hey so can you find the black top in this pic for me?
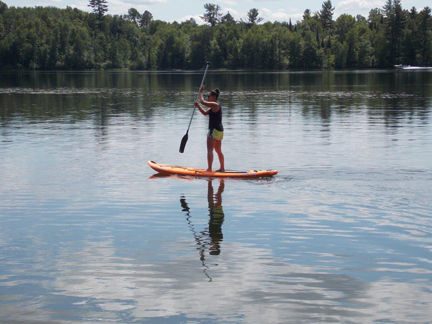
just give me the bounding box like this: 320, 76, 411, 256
208, 105, 223, 131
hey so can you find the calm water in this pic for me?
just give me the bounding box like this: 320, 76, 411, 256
1, 70, 432, 323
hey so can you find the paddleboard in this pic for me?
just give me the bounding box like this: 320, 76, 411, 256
148, 161, 278, 178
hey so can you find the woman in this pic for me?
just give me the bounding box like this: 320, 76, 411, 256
194, 85, 225, 172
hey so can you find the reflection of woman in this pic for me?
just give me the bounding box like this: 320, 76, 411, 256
180, 179, 225, 281
207, 179, 225, 255
194, 85, 225, 172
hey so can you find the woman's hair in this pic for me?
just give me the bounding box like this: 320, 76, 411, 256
210, 88, 220, 99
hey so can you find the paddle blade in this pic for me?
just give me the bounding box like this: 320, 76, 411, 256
179, 133, 188, 153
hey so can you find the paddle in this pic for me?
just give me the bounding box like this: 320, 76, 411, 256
179, 61, 210, 153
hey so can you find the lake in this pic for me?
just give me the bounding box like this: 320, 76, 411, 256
1, 70, 431, 323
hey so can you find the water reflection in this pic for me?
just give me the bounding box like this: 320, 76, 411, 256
1, 70, 431, 129
180, 179, 225, 281
207, 179, 225, 256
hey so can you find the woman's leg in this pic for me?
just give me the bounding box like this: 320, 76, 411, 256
207, 136, 214, 171
214, 139, 224, 172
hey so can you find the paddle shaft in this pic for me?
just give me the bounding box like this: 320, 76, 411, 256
185, 62, 210, 134
179, 62, 210, 153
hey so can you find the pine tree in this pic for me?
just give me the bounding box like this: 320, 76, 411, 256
221, 12, 236, 24
320, 0, 335, 31
88, 0, 108, 19
418, 7, 432, 65
383, 0, 405, 65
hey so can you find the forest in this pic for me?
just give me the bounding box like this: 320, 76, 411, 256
0, 0, 431, 70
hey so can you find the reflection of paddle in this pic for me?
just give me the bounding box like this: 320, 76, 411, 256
180, 195, 212, 281
179, 62, 210, 153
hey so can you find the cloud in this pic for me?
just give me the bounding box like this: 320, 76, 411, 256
220, 0, 238, 6
75, 1, 92, 11
106, 0, 167, 15
117, 0, 167, 5
222, 7, 240, 18
260, 7, 303, 23
177, 14, 206, 24
335, 0, 384, 16
39, 237, 432, 323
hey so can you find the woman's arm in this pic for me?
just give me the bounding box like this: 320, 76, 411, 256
195, 100, 210, 116
199, 85, 220, 112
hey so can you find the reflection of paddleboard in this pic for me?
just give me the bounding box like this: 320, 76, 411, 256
148, 161, 278, 178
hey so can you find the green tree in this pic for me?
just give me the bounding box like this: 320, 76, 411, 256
368, 8, 384, 31
319, 0, 334, 31
288, 32, 303, 68
47, 29, 59, 69
335, 14, 355, 43
247, 8, 263, 25
356, 24, 373, 67
140, 10, 153, 28
202, 3, 222, 27
383, 0, 405, 65
88, 0, 108, 19
221, 12, 236, 24
127, 8, 141, 26
65, 25, 92, 68
417, 7, 432, 65
0, 1, 7, 14
156, 26, 187, 69
402, 7, 418, 64
302, 30, 323, 68
1, 1, 432, 71
189, 25, 212, 68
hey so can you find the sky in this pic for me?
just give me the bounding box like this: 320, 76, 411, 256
3, 0, 431, 23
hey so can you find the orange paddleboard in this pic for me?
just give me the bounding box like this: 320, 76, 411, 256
148, 161, 278, 178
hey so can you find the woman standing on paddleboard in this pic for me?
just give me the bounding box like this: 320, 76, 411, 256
194, 85, 225, 172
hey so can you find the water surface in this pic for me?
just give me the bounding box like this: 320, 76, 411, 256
1, 70, 432, 323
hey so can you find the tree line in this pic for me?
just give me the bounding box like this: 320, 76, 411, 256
0, 0, 431, 70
